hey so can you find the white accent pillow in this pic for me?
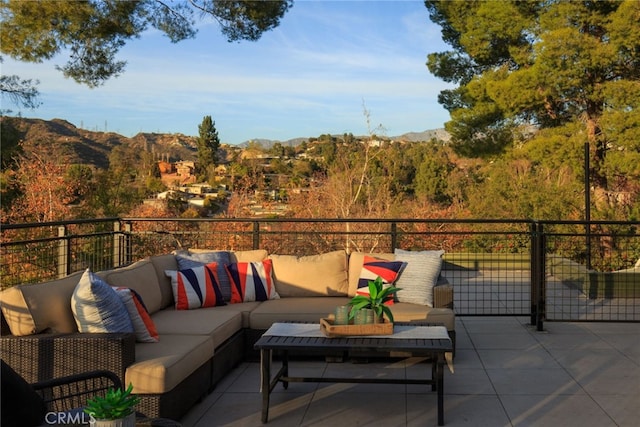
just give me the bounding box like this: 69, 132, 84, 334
394, 249, 445, 307
71, 269, 134, 333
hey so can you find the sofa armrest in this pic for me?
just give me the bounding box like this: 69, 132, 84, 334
433, 284, 454, 309
0, 333, 136, 385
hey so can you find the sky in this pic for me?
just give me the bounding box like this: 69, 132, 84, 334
2, 0, 454, 145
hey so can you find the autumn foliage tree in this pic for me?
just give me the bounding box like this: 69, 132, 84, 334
5, 149, 77, 222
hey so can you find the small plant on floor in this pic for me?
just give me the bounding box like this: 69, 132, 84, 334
84, 383, 139, 421
348, 276, 400, 323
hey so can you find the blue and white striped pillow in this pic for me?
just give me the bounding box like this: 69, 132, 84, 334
71, 269, 134, 333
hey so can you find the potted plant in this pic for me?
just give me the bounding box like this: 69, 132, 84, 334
84, 383, 139, 427
348, 276, 401, 323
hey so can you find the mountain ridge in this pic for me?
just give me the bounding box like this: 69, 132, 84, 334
1, 116, 450, 169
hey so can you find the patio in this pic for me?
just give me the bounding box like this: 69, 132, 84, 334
180, 316, 639, 427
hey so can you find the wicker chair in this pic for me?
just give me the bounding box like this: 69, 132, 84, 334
32, 370, 122, 414
1, 359, 121, 427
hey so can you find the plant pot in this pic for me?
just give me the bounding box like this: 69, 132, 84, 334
354, 308, 374, 324
93, 413, 136, 427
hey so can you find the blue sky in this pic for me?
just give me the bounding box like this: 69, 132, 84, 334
3, 1, 454, 145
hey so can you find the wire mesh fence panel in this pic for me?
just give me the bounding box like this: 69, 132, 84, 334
2, 218, 638, 322
543, 223, 640, 322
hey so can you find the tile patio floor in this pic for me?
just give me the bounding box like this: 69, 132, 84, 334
180, 317, 639, 427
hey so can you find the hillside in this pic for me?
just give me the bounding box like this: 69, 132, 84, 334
1, 116, 451, 168
0, 117, 198, 169
238, 129, 450, 148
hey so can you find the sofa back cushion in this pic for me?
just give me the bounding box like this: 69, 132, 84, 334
100, 259, 164, 315
347, 252, 395, 297
270, 250, 348, 297
231, 249, 268, 262
0, 270, 84, 336
148, 254, 179, 309
188, 248, 268, 263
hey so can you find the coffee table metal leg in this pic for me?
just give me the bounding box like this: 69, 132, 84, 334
282, 350, 289, 389
260, 349, 271, 423
431, 357, 437, 391
437, 354, 445, 426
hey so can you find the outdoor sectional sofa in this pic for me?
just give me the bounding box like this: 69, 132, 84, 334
0, 248, 455, 420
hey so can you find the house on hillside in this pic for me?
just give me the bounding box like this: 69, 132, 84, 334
175, 161, 195, 177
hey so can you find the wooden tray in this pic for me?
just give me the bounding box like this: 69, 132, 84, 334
320, 317, 394, 337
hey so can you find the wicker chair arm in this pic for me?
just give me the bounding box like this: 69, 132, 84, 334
433, 284, 454, 309
0, 333, 135, 385
32, 369, 122, 413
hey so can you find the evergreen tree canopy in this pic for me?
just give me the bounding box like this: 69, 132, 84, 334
197, 115, 220, 176
0, 0, 293, 88
425, 0, 640, 191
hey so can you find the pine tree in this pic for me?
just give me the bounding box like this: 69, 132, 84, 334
197, 116, 220, 179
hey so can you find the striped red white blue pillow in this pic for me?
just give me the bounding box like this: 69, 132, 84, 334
165, 262, 226, 310
114, 287, 159, 343
225, 260, 280, 303
357, 256, 406, 304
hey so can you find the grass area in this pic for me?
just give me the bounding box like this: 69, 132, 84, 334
547, 255, 640, 298
442, 253, 530, 271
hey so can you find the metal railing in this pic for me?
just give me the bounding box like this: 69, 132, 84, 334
2, 218, 638, 328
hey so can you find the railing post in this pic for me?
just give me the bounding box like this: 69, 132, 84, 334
123, 221, 132, 266
390, 222, 397, 250
252, 221, 260, 250
538, 230, 546, 331
57, 225, 69, 278
530, 221, 545, 331
113, 221, 132, 268
530, 222, 537, 326
113, 221, 122, 268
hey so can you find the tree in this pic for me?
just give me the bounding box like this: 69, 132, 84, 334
0, 0, 293, 88
196, 115, 220, 178
5, 149, 76, 223
413, 144, 452, 204
0, 57, 40, 110
425, 0, 640, 204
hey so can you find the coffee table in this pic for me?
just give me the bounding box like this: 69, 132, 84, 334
254, 322, 453, 426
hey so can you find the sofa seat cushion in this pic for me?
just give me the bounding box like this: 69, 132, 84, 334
100, 259, 164, 315
269, 250, 348, 297
126, 334, 214, 394
209, 302, 262, 328
151, 308, 242, 348
0, 270, 83, 336
389, 303, 455, 331
249, 297, 351, 329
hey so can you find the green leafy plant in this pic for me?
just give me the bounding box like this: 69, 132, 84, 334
84, 383, 139, 420
348, 276, 401, 323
